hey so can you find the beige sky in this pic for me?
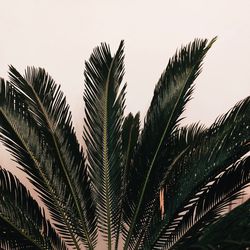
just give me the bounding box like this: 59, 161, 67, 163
0, 0, 250, 248
1, 0, 250, 129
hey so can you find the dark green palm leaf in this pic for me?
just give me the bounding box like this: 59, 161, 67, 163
157, 156, 250, 250
0, 38, 249, 250
115, 112, 140, 249
121, 112, 140, 187
194, 198, 250, 250
0, 79, 79, 247
0, 167, 66, 250
143, 96, 250, 249
124, 38, 216, 249
0, 70, 97, 249
83, 41, 126, 249
159, 122, 207, 187
167, 96, 250, 221
138, 123, 207, 249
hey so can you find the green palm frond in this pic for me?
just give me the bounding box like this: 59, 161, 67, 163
160, 122, 207, 187
137, 123, 207, 249
0, 70, 97, 249
115, 112, 140, 249
154, 156, 250, 250
0, 38, 249, 250
121, 112, 140, 187
83, 41, 126, 249
167, 96, 250, 219
143, 96, 250, 249
124, 38, 216, 249
0, 167, 66, 250
194, 198, 250, 249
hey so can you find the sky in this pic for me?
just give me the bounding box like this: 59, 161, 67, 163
0, 0, 250, 248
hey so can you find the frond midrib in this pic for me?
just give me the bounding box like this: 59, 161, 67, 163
102, 54, 116, 250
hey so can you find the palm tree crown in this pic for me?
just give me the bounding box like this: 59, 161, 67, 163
0, 38, 249, 250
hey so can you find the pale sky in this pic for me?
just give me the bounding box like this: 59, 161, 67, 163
0, 0, 250, 248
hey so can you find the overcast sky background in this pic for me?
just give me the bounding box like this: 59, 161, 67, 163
0, 0, 250, 248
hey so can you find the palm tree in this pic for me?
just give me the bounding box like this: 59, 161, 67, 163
0, 38, 249, 250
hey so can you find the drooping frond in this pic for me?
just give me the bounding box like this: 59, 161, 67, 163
124, 38, 216, 249
83, 41, 126, 249
169, 96, 250, 219
143, 96, 250, 249
0, 69, 97, 249
194, 198, 250, 249
153, 157, 250, 250
0, 167, 66, 250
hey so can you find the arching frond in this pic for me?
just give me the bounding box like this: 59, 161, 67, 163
169, 96, 250, 219
0, 69, 97, 249
121, 112, 140, 187
83, 41, 126, 249
124, 38, 216, 249
143, 96, 250, 249
0, 168, 66, 250
194, 198, 250, 249
155, 157, 250, 250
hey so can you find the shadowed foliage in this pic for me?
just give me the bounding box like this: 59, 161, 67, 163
0, 38, 249, 249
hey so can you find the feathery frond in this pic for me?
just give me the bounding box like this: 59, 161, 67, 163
143, 96, 250, 249
124, 38, 216, 249
0, 70, 97, 249
83, 41, 126, 249
155, 157, 250, 250
194, 198, 250, 249
0, 38, 249, 250
0, 167, 66, 250
115, 112, 140, 249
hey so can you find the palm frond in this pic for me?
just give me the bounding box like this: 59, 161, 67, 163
167, 96, 250, 221
121, 112, 140, 187
0, 69, 97, 249
157, 156, 250, 250
0, 167, 66, 250
124, 38, 216, 249
114, 112, 140, 249
193, 198, 250, 249
83, 41, 126, 248
0, 79, 79, 248
160, 122, 207, 187
135, 123, 206, 249
143, 95, 250, 249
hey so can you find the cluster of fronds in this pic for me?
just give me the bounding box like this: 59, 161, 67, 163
0, 38, 249, 249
